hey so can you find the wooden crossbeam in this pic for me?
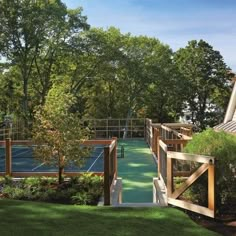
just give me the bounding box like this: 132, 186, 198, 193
0, 172, 104, 177
168, 198, 215, 218
163, 139, 189, 145
171, 163, 209, 199
161, 125, 172, 132
208, 164, 215, 213
162, 123, 194, 128
0, 139, 114, 146
168, 151, 215, 164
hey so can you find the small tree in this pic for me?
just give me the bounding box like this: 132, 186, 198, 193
33, 81, 90, 184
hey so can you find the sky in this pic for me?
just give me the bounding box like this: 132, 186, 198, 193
63, 0, 236, 71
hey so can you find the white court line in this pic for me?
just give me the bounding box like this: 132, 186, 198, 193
0, 149, 30, 163
13, 148, 46, 171
31, 162, 46, 171
12, 149, 32, 158
86, 150, 104, 172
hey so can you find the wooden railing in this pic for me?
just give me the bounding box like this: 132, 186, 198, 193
158, 140, 167, 186
167, 152, 215, 218
103, 138, 118, 205
148, 119, 215, 218
0, 138, 118, 206
180, 127, 192, 136
156, 142, 215, 217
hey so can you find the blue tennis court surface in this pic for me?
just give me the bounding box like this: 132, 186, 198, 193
0, 146, 104, 173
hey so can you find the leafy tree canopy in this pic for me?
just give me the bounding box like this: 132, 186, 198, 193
174, 40, 232, 129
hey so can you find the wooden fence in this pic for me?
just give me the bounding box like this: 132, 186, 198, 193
148, 119, 215, 218
0, 138, 118, 206
167, 152, 215, 218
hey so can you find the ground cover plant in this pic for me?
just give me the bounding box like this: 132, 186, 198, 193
0, 199, 219, 236
0, 174, 103, 205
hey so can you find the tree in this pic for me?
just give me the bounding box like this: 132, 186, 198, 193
174, 40, 232, 129
77, 29, 177, 124
33, 80, 90, 184
0, 0, 89, 122
0, 67, 22, 118
142, 43, 185, 122
75, 27, 127, 118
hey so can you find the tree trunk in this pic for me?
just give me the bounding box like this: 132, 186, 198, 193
23, 77, 28, 118
58, 156, 65, 184
58, 166, 64, 184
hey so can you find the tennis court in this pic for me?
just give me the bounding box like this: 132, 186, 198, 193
0, 145, 106, 173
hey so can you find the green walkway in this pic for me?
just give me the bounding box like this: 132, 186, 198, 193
118, 139, 157, 203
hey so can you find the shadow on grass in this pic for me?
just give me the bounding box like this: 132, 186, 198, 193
0, 199, 218, 236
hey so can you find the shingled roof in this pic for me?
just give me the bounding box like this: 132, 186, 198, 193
214, 120, 236, 134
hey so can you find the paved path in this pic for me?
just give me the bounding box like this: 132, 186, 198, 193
118, 139, 157, 203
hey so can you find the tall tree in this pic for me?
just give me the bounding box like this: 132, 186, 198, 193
0, 66, 22, 118
0, 0, 89, 121
143, 47, 185, 122
174, 40, 232, 129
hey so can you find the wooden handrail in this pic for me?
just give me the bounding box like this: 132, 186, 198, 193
168, 152, 215, 164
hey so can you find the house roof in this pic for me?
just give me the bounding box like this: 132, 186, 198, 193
214, 75, 236, 134
214, 120, 236, 134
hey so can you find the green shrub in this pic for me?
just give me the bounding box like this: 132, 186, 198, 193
23, 177, 42, 186
0, 176, 5, 184
2, 175, 13, 185
2, 186, 25, 199
0, 174, 103, 205
71, 191, 92, 205
184, 128, 236, 213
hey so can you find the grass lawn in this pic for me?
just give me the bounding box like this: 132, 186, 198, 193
0, 199, 219, 236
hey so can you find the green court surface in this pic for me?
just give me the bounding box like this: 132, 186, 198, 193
118, 139, 157, 203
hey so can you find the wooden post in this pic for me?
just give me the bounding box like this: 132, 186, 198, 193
182, 140, 188, 152
167, 157, 173, 198
5, 138, 12, 176
112, 137, 118, 178
156, 129, 159, 158
208, 162, 215, 216
104, 146, 110, 205
150, 127, 153, 151
157, 137, 161, 179
144, 119, 146, 140
153, 128, 157, 154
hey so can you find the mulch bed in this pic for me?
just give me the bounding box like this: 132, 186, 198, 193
188, 207, 236, 236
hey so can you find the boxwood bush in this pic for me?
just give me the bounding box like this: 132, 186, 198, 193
184, 128, 236, 214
